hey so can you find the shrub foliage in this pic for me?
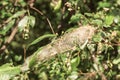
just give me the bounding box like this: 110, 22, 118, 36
0, 0, 120, 80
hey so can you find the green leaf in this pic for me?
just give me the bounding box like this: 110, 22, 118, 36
28, 34, 56, 48
87, 44, 96, 53
92, 33, 102, 42
113, 57, 120, 64
14, 55, 22, 62
93, 63, 99, 71
18, 16, 28, 32
69, 13, 82, 23
118, 64, 120, 70
18, 16, 35, 32
50, 0, 62, 11
0, 19, 15, 35
117, 0, 120, 5
104, 15, 114, 27
11, 10, 26, 19
71, 56, 80, 70
7, 10, 26, 22
114, 16, 120, 24
28, 16, 35, 28
84, 13, 93, 17
0, 1, 8, 5
0, 63, 21, 80
29, 54, 38, 68
92, 19, 103, 26
68, 71, 78, 80
98, 1, 111, 8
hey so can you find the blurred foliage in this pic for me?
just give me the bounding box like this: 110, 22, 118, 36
0, 0, 120, 80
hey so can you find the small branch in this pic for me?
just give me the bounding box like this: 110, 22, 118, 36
0, 22, 18, 53
30, 6, 55, 34
0, 15, 25, 54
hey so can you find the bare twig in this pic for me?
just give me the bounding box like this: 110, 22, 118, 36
30, 6, 55, 34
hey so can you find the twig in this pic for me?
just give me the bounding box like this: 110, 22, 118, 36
0, 15, 25, 53
0, 22, 18, 53
30, 6, 55, 34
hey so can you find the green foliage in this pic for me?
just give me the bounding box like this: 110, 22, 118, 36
0, 0, 120, 80
0, 63, 21, 80
0, 19, 15, 35
18, 15, 35, 32
104, 15, 114, 27
50, 0, 62, 12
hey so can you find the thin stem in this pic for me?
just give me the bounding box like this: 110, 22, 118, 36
30, 6, 55, 34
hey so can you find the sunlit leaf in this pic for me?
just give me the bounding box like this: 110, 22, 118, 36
68, 71, 78, 80
117, 0, 120, 5
28, 16, 35, 28
18, 16, 28, 32
50, 0, 62, 11
87, 44, 96, 53
71, 56, 80, 70
18, 16, 35, 32
114, 16, 120, 24
104, 15, 114, 27
113, 57, 120, 64
0, 63, 21, 80
98, 1, 111, 9
92, 33, 102, 42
